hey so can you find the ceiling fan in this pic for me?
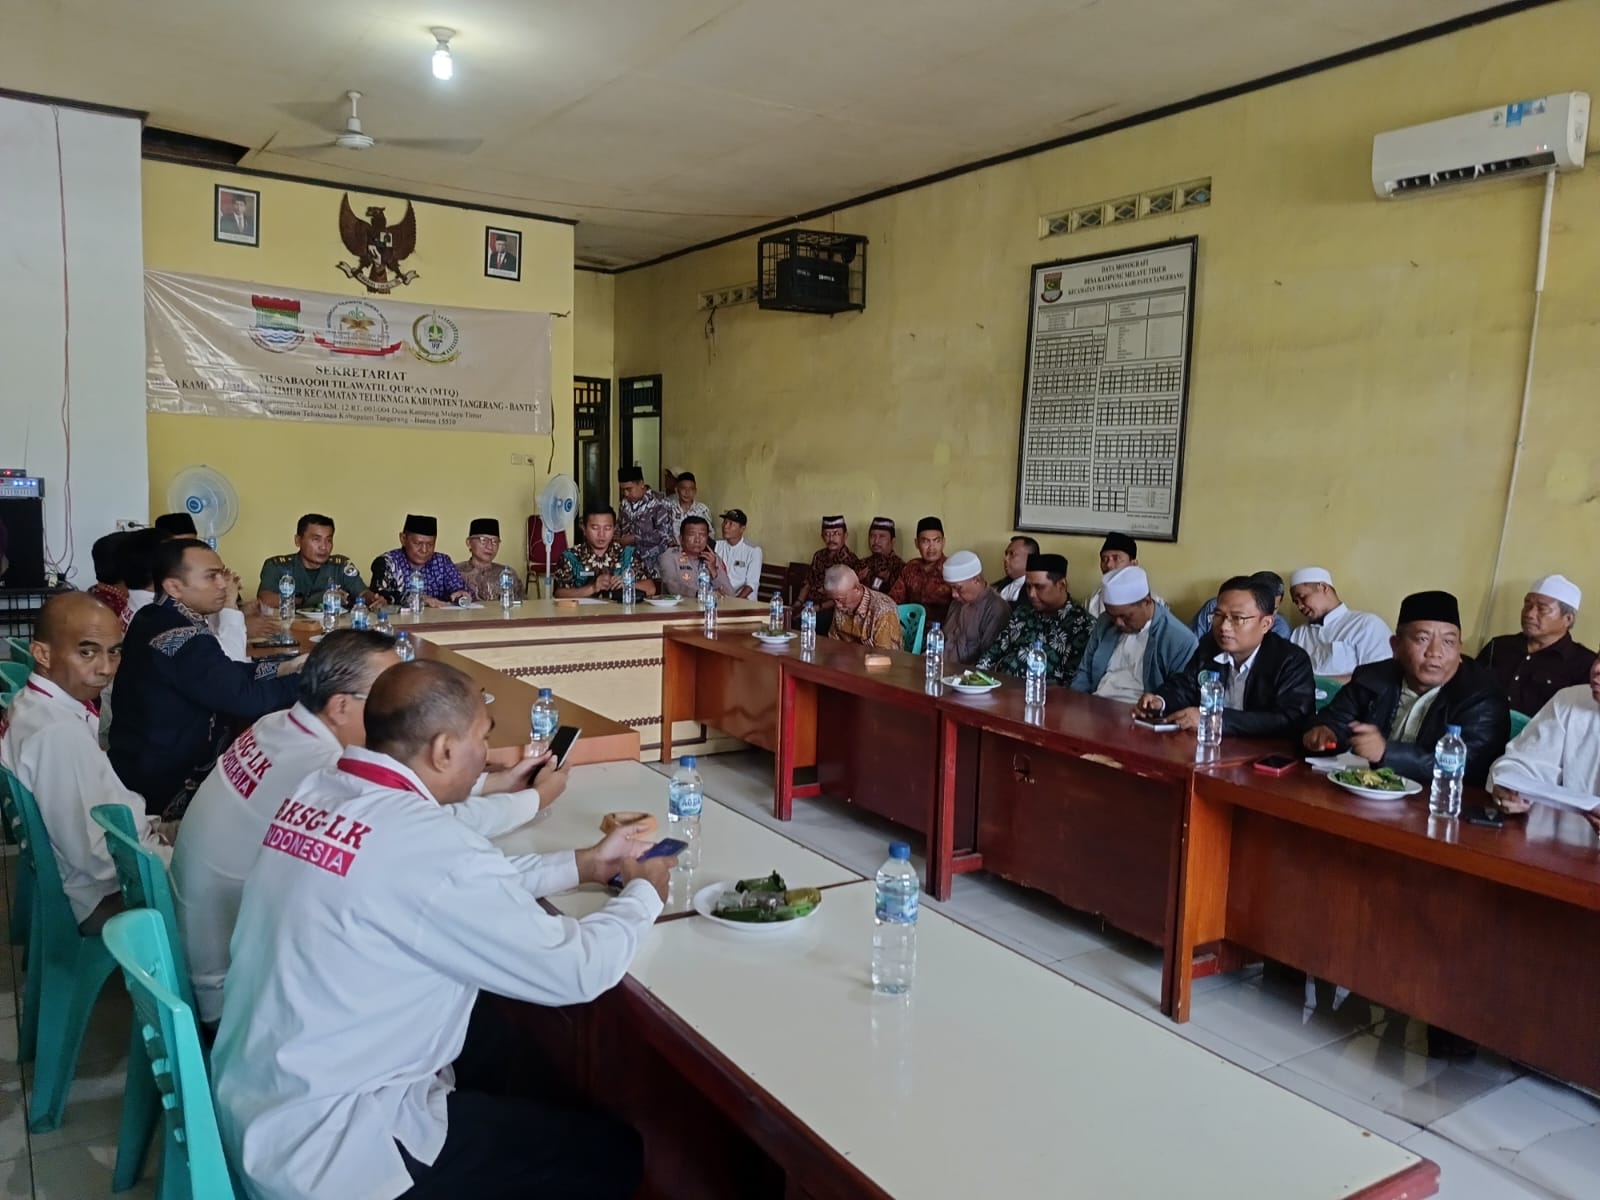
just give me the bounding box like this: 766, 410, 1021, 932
264, 90, 482, 156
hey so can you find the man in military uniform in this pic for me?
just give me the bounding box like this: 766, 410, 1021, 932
455, 517, 525, 602
553, 506, 659, 600
856, 517, 904, 594
255, 514, 383, 611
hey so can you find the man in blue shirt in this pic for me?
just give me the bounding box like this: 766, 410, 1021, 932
371, 514, 470, 607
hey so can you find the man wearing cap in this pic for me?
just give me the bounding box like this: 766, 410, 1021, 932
616, 467, 677, 577
796, 517, 861, 631
1071, 567, 1197, 702
455, 518, 524, 603
255, 514, 382, 612
371, 515, 471, 607
823, 564, 902, 650
857, 518, 905, 595
889, 517, 953, 615
1303, 590, 1509, 784
1084, 533, 1166, 619
940, 552, 1011, 665
993, 536, 1039, 606
976, 553, 1094, 684
657, 516, 735, 598
670, 471, 712, 537
1287, 567, 1392, 679
1488, 650, 1600, 835
714, 510, 763, 599
1192, 571, 1291, 640
1476, 575, 1593, 716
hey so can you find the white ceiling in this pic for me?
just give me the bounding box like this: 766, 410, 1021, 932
2, 0, 1507, 266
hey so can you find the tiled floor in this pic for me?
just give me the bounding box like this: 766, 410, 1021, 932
4, 752, 1598, 1198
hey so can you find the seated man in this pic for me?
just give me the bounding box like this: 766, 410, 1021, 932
1287, 567, 1392, 679
1303, 590, 1509, 785
795, 516, 861, 627
552, 506, 658, 599
0, 593, 168, 932
889, 517, 953, 613
976, 553, 1093, 685
857, 517, 905, 594
993, 535, 1038, 606
1084, 533, 1164, 618
256, 513, 382, 612
116, 527, 168, 630
212, 660, 668, 1200
670, 471, 712, 537
1477, 574, 1593, 717
1192, 570, 1292, 640
86, 530, 132, 625
124, 526, 256, 663
940, 551, 1010, 664
173, 629, 556, 1026
455, 518, 524, 603
824, 564, 902, 650
1139, 574, 1314, 736
713, 509, 763, 600
657, 515, 735, 598
1071, 566, 1197, 702
1489, 651, 1600, 833
371, 515, 471, 607
616, 466, 677, 571
109, 539, 303, 820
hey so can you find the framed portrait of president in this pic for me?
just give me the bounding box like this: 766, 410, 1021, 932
484, 226, 522, 281
215, 184, 260, 247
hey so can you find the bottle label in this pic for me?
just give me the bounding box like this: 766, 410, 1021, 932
876, 889, 918, 924
670, 786, 703, 818
531, 713, 558, 740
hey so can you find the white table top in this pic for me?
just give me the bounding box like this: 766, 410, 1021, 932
626, 882, 1426, 1199
495, 760, 860, 919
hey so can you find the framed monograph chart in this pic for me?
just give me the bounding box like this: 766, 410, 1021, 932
1012, 237, 1198, 541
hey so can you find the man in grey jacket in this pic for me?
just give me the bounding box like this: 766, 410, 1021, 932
1071, 567, 1197, 702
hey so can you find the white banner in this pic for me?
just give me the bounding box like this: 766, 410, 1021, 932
145, 270, 552, 434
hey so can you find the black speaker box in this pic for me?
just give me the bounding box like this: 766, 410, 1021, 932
0, 498, 46, 588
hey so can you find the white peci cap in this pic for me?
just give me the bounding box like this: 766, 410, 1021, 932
1529, 574, 1582, 611
1290, 566, 1334, 588
1102, 565, 1151, 606
942, 550, 983, 583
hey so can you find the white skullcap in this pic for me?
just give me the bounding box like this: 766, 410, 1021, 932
942, 550, 983, 583
1530, 574, 1582, 611
1290, 566, 1334, 588
1101, 565, 1151, 606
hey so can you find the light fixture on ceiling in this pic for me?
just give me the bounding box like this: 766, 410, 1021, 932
430, 27, 455, 80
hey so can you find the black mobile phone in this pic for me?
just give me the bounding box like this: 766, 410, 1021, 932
546, 725, 582, 769
1463, 805, 1505, 829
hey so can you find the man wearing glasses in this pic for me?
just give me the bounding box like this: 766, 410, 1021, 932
1136, 574, 1315, 737
455, 517, 524, 602
170, 630, 558, 1026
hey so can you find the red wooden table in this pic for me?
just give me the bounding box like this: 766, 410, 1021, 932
1176, 764, 1600, 1087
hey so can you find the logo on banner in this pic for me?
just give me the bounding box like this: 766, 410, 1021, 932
410, 311, 461, 363
335, 194, 420, 294
313, 301, 405, 357
248, 294, 305, 352
1040, 271, 1063, 303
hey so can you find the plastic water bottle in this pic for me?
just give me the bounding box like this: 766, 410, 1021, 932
696, 563, 712, 605
800, 601, 817, 649
872, 841, 919, 995
407, 569, 425, 616
1429, 724, 1467, 819
499, 567, 516, 612
350, 597, 369, 631
621, 565, 636, 606
374, 608, 392, 636
1023, 638, 1048, 705
393, 630, 415, 662
276, 572, 295, 624
667, 756, 703, 869
321, 583, 339, 634
1197, 670, 1225, 751
768, 590, 785, 635
924, 622, 945, 683
702, 588, 718, 635
529, 688, 558, 759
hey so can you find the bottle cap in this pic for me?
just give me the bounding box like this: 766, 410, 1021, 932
681, 755, 697, 767
889, 841, 911, 860
1446, 724, 1462, 736
538, 688, 552, 699
930, 622, 941, 630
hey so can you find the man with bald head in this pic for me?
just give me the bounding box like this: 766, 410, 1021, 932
825, 563, 903, 650
213, 659, 670, 1200
0, 593, 167, 931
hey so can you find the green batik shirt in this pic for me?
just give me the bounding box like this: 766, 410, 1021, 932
256, 553, 368, 607
975, 600, 1094, 685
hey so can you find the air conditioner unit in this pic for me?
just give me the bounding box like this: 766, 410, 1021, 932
1372, 91, 1588, 198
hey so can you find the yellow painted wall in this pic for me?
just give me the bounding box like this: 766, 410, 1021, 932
142, 160, 573, 583
615, 0, 1600, 642
573, 269, 615, 381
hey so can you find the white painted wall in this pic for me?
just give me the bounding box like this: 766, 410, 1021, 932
0, 96, 147, 586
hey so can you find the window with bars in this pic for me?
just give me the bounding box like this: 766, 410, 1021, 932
1039, 177, 1211, 239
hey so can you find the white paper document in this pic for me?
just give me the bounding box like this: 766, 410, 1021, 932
1490, 768, 1600, 814
1305, 753, 1368, 774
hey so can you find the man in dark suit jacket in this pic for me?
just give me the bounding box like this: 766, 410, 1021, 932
489, 237, 518, 274
1304, 589, 1510, 786
1136, 574, 1315, 737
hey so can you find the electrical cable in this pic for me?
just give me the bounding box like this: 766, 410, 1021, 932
46, 104, 76, 582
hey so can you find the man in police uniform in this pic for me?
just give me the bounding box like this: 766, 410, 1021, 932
256, 513, 383, 611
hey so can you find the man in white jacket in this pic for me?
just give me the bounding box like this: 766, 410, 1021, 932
1489, 651, 1600, 835
0, 593, 168, 930
172, 629, 562, 1026
212, 659, 670, 1200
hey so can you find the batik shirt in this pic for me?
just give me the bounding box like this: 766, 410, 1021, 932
369, 550, 468, 604
455, 560, 525, 603
829, 587, 903, 650
551, 542, 636, 597
672, 500, 713, 538
976, 600, 1094, 684
889, 558, 953, 609
857, 553, 905, 594
804, 546, 863, 598
619, 489, 678, 569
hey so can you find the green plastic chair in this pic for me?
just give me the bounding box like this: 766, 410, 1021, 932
897, 604, 927, 655
2, 759, 33, 951
103, 910, 241, 1200
1510, 710, 1532, 739
5, 637, 35, 672
1313, 675, 1344, 711
0, 658, 28, 699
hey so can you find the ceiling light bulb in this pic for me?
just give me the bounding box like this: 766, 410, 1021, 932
430, 27, 455, 81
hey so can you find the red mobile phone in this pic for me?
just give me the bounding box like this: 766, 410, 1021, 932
1253, 754, 1298, 776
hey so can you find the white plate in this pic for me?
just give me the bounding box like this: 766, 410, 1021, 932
644, 596, 682, 607
482, 692, 495, 705
753, 631, 796, 644
692, 882, 821, 936
1329, 774, 1422, 802
308, 634, 324, 644
942, 674, 1001, 695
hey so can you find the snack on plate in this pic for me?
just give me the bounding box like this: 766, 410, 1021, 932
1332, 766, 1408, 792
955, 670, 1000, 687
599, 811, 658, 837
714, 871, 821, 923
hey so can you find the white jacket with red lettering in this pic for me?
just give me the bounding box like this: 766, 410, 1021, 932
210, 746, 661, 1200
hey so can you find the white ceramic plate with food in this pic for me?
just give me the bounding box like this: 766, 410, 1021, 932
644, 596, 682, 607
691, 882, 822, 936
942, 672, 1002, 695
1329, 768, 1421, 802
753, 630, 796, 644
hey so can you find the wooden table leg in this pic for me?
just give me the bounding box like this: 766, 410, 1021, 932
774, 669, 797, 821
659, 638, 690, 765
928, 713, 958, 900
1167, 782, 1234, 1022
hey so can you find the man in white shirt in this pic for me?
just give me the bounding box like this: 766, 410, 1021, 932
714, 508, 764, 599
212, 659, 670, 1200
1071, 566, 1197, 702
172, 629, 559, 1026
669, 470, 713, 536
1489, 651, 1600, 834
0, 593, 167, 931
1288, 566, 1393, 679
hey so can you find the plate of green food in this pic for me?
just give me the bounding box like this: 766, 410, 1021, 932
942, 670, 1002, 695
1329, 766, 1421, 801
693, 872, 823, 935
